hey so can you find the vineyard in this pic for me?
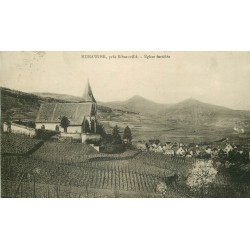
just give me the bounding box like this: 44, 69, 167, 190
1, 150, 192, 198
2, 140, 250, 198
31, 142, 140, 163
135, 152, 196, 177
1, 133, 43, 155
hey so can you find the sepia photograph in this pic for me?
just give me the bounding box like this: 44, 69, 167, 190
1, 51, 250, 198
1, 1, 250, 250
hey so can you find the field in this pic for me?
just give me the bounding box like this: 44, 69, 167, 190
1, 133, 43, 155
31, 141, 140, 163
1, 139, 198, 198
1, 156, 186, 198
2, 136, 250, 198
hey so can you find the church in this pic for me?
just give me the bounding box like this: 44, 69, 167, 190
35, 82, 98, 136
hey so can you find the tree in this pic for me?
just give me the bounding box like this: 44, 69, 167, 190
90, 119, 96, 133
96, 122, 106, 138
218, 149, 227, 162
123, 126, 132, 144
186, 160, 217, 197
83, 120, 90, 133
112, 125, 122, 144
241, 150, 250, 164
60, 116, 70, 132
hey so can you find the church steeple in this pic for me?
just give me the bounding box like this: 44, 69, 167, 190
82, 80, 96, 103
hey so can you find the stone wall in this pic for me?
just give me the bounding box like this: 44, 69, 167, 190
6, 122, 36, 137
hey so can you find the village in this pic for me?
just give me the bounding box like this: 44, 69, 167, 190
135, 138, 250, 164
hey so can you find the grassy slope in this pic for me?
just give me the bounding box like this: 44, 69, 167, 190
0, 87, 69, 122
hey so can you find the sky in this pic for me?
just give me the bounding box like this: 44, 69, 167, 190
0, 51, 250, 110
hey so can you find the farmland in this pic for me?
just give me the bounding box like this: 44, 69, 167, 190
1, 133, 43, 155
1, 136, 250, 198
1, 156, 184, 198
1, 139, 196, 198
31, 141, 140, 163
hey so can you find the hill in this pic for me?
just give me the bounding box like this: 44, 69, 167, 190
161, 97, 250, 129
33, 92, 85, 103
0, 87, 70, 122
99, 95, 172, 115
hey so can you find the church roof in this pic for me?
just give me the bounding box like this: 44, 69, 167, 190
82, 81, 96, 102
36, 103, 93, 125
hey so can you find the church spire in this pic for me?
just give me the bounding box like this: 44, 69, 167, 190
82, 80, 96, 102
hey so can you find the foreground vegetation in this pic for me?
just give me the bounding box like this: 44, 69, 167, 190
1, 133, 43, 155
2, 142, 250, 198
1, 131, 250, 198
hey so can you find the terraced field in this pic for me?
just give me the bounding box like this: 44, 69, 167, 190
31, 142, 140, 163
1, 133, 43, 155
2, 139, 249, 198
2, 154, 184, 198
1, 140, 194, 198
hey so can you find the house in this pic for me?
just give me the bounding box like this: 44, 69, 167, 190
164, 149, 175, 156
134, 142, 147, 151
165, 141, 172, 149
172, 142, 179, 148
211, 148, 219, 159
205, 146, 211, 155
187, 148, 194, 156
36, 82, 98, 135
224, 144, 233, 155
175, 146, 186, 156
155, 145, 163, 153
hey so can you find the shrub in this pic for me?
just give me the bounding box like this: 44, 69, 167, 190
100, 143, 125, 154
85, 138, 102, 146
35, 129, 59, 140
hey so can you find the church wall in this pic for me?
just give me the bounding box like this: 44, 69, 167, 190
67, 126, 82, 133
36, 123, 83, 133
36, 123, 63, 132
9, 123, 36, 137
60, 132, 81, 139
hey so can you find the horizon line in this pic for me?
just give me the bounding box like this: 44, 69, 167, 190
1, 85, 250, 111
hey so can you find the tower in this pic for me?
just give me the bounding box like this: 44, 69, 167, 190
82, 80, 97, 133
81, 80, 97, 116
82, 80, 96, 103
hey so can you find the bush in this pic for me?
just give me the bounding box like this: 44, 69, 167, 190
100, 143, 125, 154
35, 129, 59, 140
85, 138, 102, 146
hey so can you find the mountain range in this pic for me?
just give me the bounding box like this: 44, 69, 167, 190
1, 87, 250, 141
